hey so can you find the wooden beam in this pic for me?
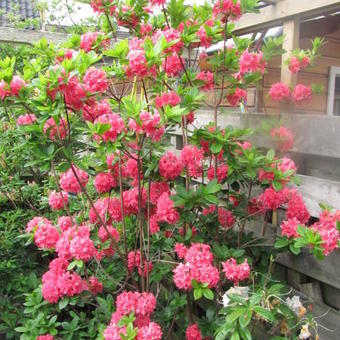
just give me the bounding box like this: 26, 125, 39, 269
280, 17, 300, 112
233, 0, 340, 35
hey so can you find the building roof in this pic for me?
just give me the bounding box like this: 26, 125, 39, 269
0, 0, 40, 28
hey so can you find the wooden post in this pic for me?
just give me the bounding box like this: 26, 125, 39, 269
280, 16, 300, 113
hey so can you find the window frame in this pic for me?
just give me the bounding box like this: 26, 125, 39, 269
327, 66, 340, 116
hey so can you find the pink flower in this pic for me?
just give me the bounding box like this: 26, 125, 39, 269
88, 276, 103, 294
288, 56, 301, 74
239, 50, 266, 75
34, 223, 59, 249
137, 322, 162, 340
175, 243, 188, 259
26, 216, 50, 233
222, 258, 250, 285
70, 233, 97, 261
286, 189, 310, 224
159, 151, 183, 180
292, 84, 312, 103
43, 117, 68, 140
196, 71, 214, 91
93, 113, 125, 143
83, 67, 108, 93
271, 126, 294, 152
10, 75, 26, 96
227, 88, 247, 106
37, 335, 54, 340
90, 0, 116, 15
63, 76, 87, 111
196, 26, 212, 48
269, 82, 291, 102
17, 114, 37, 126
98, 225, 120, 243
149, 214, 160, 234
258, 187, 287, 211
89, 197, 122, 224
57, 216, 73, 232
149, 182, 170, 205
94, 172, 117, 193
180, 145, 204, 177
155, 91, 181, 108
48, 190, 68, 210
218, 207, 235, 228
213, 0, 242, 21
162, 54, 183, 77
207, 163, 228, 183
82, 99, 112, 122
149, 0, 166, 6
0, 80, 10, 99
281, 218, 300, 238
156, 193, 180, 224
57, 271, 85, 297
60, 166, 89, 194
186, 324, 202, 340
80, 32, 107, 52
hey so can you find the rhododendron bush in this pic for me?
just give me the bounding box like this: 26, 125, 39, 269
1, 0, 339, 339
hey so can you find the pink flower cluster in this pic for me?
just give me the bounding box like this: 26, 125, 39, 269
156, 193, 180, 225
196, 71, 214, 91
159, 151, 183, 180
94, 172, 117, 193
292, 84, 312, 104
0, 75, 26, 100
269, 82, 291, 102
103, 291, 162, 340
89, 197, 122, 224
173, 243, 219, 290
180, 145, 204, 177
80, 31, 108, 52
227, 88, 247, 106
213, 0, 242, 21
207, 163, 228, 183
90, 0, 116, 15
288, 56, 310, 74
60, 166, 89, 194
222, 257, 250, 285
82, 99, 112, 122
36, 335, 54, 340
239, 50, 266, 75
155, 91, 181, 108
93, 113, 125, 143
280, 218, 300, 238
48, 190, 69, 210
43, 117, 68, 141
128, 250, 153, 277
162, 54, 184, 77
83, 67, 108, 93
17, 113, 37, 126
218, 207, 235, 228
186, 323, 202, 340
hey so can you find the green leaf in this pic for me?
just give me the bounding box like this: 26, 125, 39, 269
203, 288, 214, 300
211, 143, 222, 154
266, 148, 275, 161
274, 238, 289, 249
193, 288, 202, 300
59, 297, 69, 310
239, 309, 252, 329
231, 330, 240, 340
253, 306, 275, 322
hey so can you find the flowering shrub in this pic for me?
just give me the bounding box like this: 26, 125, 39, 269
0, 1, 338, 339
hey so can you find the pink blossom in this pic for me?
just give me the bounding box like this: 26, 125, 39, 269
83, 67, 108, 93
288, 56, 301, 74
175, 243, 188, 259
196, 26, 212, 48
292, 84, 312, 103
37, 335, 54, 340
258, 187, 287, 211
80, 32, 107, 52
60, 166, 89, 194
34, 222, 59, 249
26, 216, 50, 233
82, 99, 112, 122
10, 75, 26, 96
149, 214, 160, 234
180, 145, 204, 177
196, 71, 214, 91
57, 216, 73, 232
90, 0, 116, 15
218, 207, 235, 228
89, 197, 122, 224
159, 151, 183, 180
239, 50, 266, 75
88, 276, 103, 294
207, 163, 228, 183
94, 172, 117, 193
162, 54, 184, 77
213, 0, 242, 21
222, 258, 250, 285
123, 187, 147, 216
17, 114, 37, 126
98, 225, 120, 242
281, 218, 300, 238
48, 190, 69, 210
156, 193, 180, 224
186, 324, 202, 340
57, 271, 85, 297
155, 91, 181, 108
43, 117, 68, 140
227, 88, 247, 106
149, 182, 170, 205
70, 234, 97, 261
137, 322, 162, 340
94, 113, 125, 143
286, 189, 310, 224
269, 82, 291, 102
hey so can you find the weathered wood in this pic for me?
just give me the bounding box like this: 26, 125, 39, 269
233, 0, 340, 35
277, 249, 340, 289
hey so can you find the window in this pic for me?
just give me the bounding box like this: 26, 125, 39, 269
327, 66, 340, 116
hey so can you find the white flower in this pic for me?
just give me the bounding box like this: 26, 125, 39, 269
222, 286, 249, 307
286, 295, 303, 315
299, 324, 311, 339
